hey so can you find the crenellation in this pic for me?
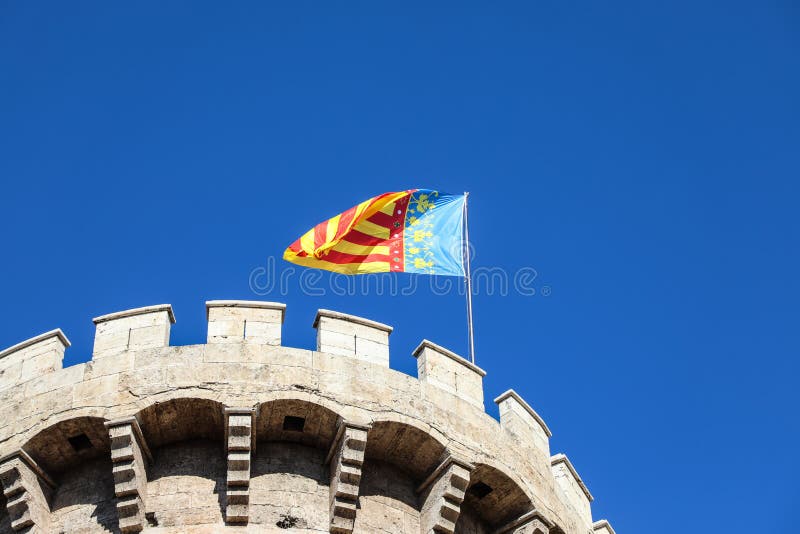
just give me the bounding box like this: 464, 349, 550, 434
495, 389, 552, 458
0, 301, 616, 533
0, 329, 69, 393
414, 339, 486, 409
92, 305, 174, 359
314, 309, 392, 367
206, 300, 285, 345
550, 454, 593, 527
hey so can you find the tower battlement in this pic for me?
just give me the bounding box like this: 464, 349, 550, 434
0, 300, 615, 534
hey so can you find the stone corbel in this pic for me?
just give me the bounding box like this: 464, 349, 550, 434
325, 421, 370, 534
223, 407, 256, 524
0, 450, 55, 533
416, 454, 474, 534
105, 417, 152, 533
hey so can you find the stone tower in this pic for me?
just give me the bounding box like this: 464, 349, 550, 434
0, 300, 617, 534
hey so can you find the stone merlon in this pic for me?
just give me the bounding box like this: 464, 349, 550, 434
206, 300, 286, 345
0, 329, 70, 392
314, 309, 392, 367
413, 339, 486, 409
494, 389, 552, 458
92, 304, 175, 358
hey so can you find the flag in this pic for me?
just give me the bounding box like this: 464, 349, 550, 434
283, 189, 466, 276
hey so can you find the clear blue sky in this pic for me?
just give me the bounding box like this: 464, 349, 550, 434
1, 2, 797, 532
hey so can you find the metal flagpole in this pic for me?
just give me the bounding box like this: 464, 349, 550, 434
463, 192, 476, 364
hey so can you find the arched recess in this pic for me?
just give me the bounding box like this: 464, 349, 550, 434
356, 420, 449, 533
252, 398, 343, 530
23, 416, 110, 475
365, 419, 447, 482
456, 462, 534, 532
21, 416, 117, 533
135, 397, 226, 528
136, 397, 224, 447
256, 398, 340, 448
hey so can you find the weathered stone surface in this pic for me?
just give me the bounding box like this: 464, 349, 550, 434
106, 418, 151, 532
327, 423, 369, 533
224, 408, 254, 524
0, 330, 69, 393
495, 390, 552, 461
0, 451, 53, 532
206, 300, 285, 345
314, 309, 392, 367
551, 454, 593, 528
418, 455, 473, 534
49, 457, 117, 533
93, 305, 174, 358
414, 339, 486, 409
0, 301, 615, 533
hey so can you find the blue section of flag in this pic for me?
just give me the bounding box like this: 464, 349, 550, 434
403, 190, 466, 277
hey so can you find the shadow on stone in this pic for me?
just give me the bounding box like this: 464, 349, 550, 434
147, 439, 225, 529
49, 457, 119, 533
0, 492, 12, 534
249, 442, 329, 530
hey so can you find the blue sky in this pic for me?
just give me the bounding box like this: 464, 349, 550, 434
1, 2, 798, 532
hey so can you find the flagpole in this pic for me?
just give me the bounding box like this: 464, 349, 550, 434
463, 192, 476, 365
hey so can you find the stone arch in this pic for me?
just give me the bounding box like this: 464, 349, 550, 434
20, 416, 117, 533
256, 397, 341, 449
135, 397, 225, 448
135, 397, 227, 528
456, 461, 535, 532
350, 420, 449, 533
251, 398, 343, 530
365, 419, 448, 482
23, 415, 110, 475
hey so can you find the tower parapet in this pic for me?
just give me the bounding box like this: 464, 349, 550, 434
0, 300, 616, 534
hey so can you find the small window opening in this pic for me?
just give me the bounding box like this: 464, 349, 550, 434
67, 433, 93, 452
468, 482, 493, 499
283, 416, 305, 432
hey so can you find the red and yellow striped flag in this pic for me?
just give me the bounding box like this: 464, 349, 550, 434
283, 189, 466, 276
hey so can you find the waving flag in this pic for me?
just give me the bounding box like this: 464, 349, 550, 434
283, 189, 466, 276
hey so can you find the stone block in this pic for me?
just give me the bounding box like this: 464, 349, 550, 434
314, 309, 392, 367
414, 339, 486, 409
495, 389, 552, 458
206, 300, 285, 345
418, 455, 473, 534
0, 451, 54, 533
92, 305, 174, 358
551, 454, 593, 526
327, 423, 369, 534
0, 329, 69, 391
